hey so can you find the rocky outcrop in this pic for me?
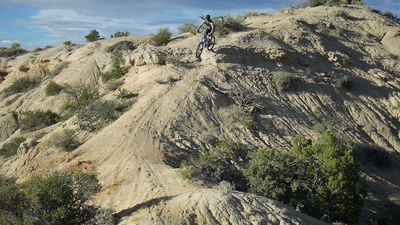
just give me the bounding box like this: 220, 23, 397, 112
18, 65, 30, 72
117, 190, 329, 225
131, 45, 166, 66
0, 112, 18, 141
17, 137, 37, 155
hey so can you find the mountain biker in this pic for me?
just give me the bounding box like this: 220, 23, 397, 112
197, 14, 215, 41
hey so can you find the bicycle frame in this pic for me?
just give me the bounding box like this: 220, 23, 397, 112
203, 35, 210, 47
196, 34, 215, 58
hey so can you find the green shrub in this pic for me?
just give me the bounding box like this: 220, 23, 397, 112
0, 178, 25, 224
279, 8, 292, 13
0, 137, 26, 158
378, 19, 387, 25
306, 0, 327, 7
0, 170, 101, 224
161, 54, 183, 68
213, 180, 235, 192
325, 0, 339, 6
106, 79, 124, 91
371, 8, 383, 15
100, 50, 130, 82
244, 11, 268, 18
0, 46, 28, 58
332, 74, 352, 89
52, 129, 80, 152
244, 131, 366, 223
62, 84, 132, 130
351, 0, 365, 6
77, 99, 133, 131
179, 160, 196, 180
63, 41, 72, 51
334, 130, 355, 151
312, 123, 327, 134
332, 9, 347, 17
149, 27, 172, 46
106, 41, 136, 53
85, 29, 100, 42
198, 131, 215, 143
31, 47, 43, 53
384, 11, 398, 20
244, 148, 297, 202
63, 40, 71, 46
100, 66, 129, 82
118, 88, 138, 99
288, 0, 311, 10
210, 14, 245, 37
178, 23, 197, 35
62, 84, 100, 119
272, 71, 294, 91
110, 30, 130, 38
45, 80, 63, 96
179, 138, 244, 186
303, 0, 341, 7
10, 42, 21, 49
89, 206, 116, 224
20, 110, 60, 132
110, 50, 127, 67
4, 77, 41, 96
356, 145, 392, 169
223, 105, 253, 129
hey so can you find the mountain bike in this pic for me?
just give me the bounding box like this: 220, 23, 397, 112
195, 34, 215, 58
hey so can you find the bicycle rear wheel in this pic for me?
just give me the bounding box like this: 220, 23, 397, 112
196, 42, 204, 58
207, 36, 215, 51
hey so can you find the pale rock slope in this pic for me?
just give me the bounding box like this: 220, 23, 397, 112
1, 5, 400, 224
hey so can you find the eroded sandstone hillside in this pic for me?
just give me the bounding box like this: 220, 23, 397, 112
1, 5, 400, 224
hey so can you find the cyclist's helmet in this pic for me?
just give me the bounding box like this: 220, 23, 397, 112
205, 14, 211, 20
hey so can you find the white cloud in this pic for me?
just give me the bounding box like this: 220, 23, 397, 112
61, 27, 87, 31
1, 40, 11, 44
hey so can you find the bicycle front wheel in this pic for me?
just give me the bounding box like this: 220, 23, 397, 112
207, 36, 215, 51
196, 42, 204, 58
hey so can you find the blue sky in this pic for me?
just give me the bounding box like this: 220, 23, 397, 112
0, 0, 399, 49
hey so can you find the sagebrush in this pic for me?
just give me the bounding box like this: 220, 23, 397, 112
0, 137, 26, 158
4, 77, 41, 96
178, 23, 197, 35
207, 14, 246, 37
0, 170, 101, 224
45, 80, 63, 96
272, 71, 294, 91
180, 138, 245, 187
149, 27, 172, 46
110, 30, 130, 38
52, 129, 80, 152
100, 50, 129, 82
19, 110, 60, 132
